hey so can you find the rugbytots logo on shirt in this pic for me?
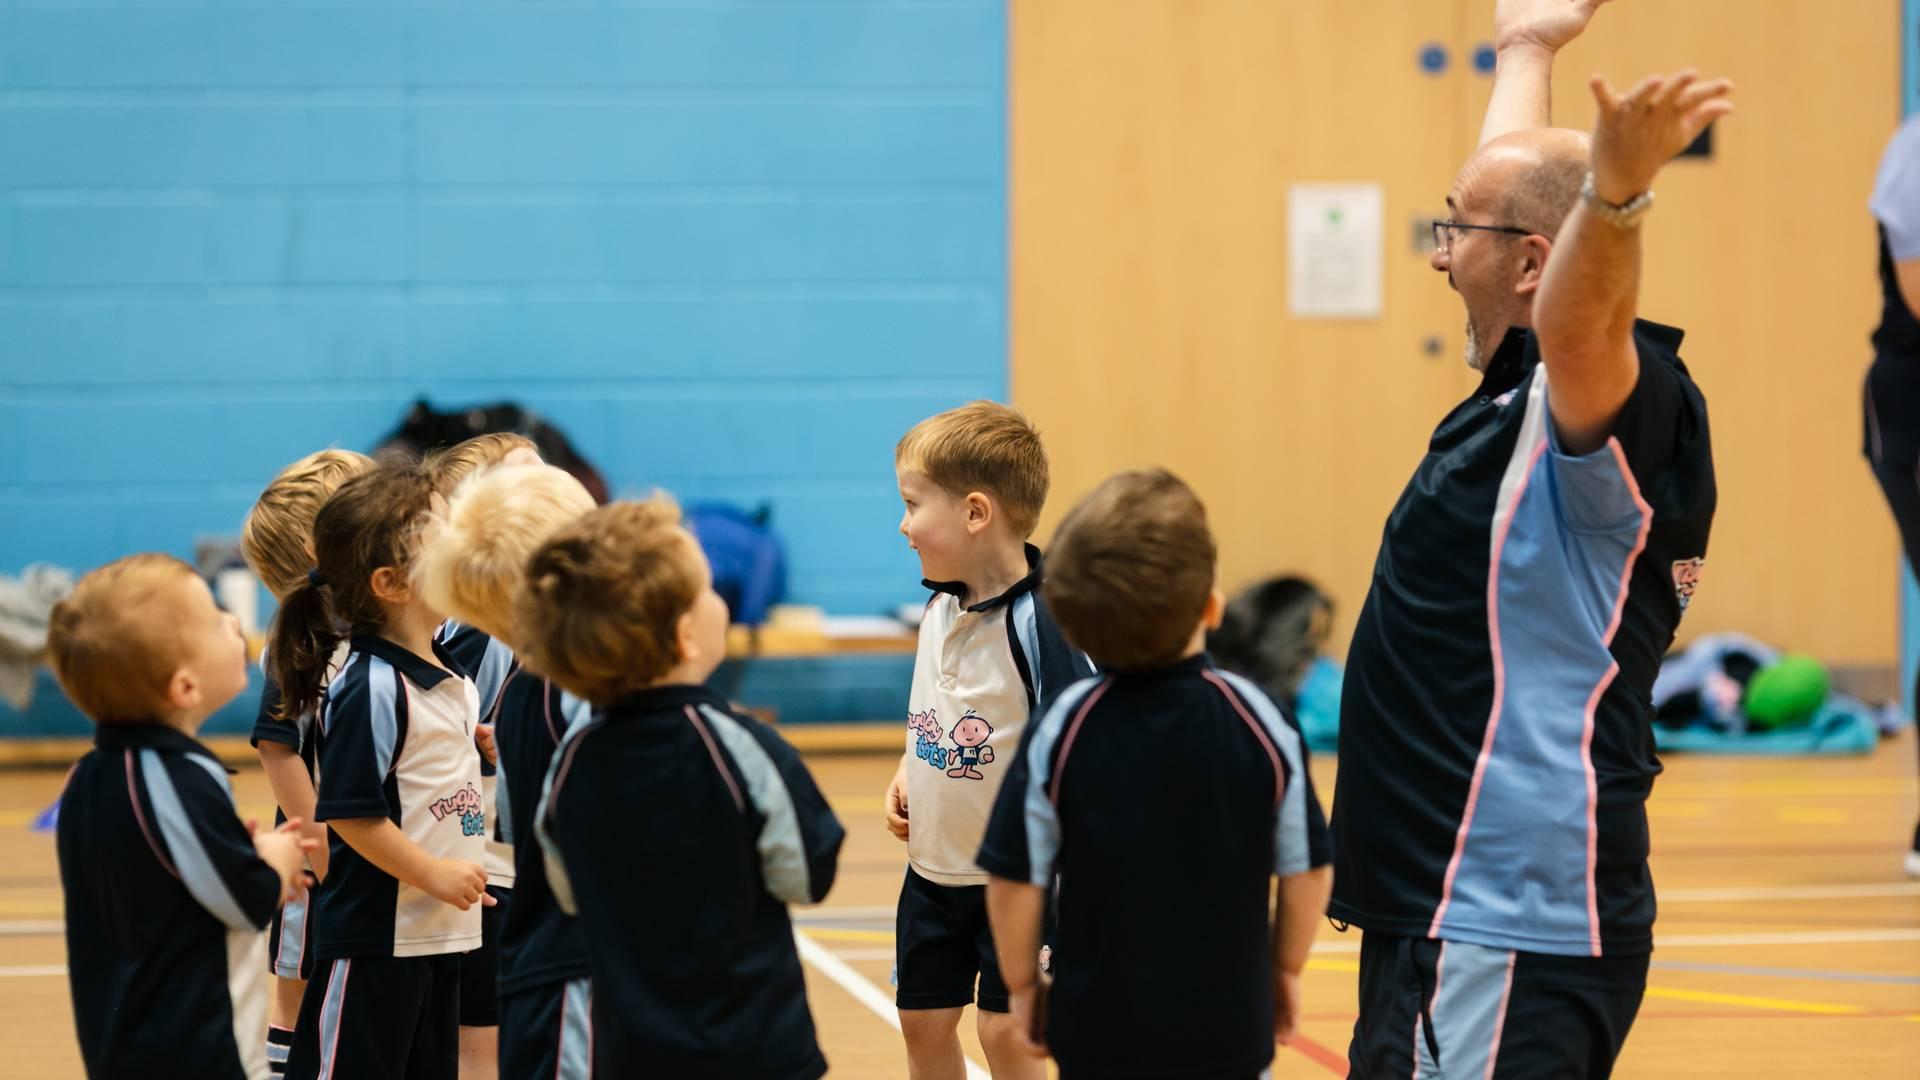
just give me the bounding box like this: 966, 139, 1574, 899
428, 783, 486, 837
944, 711, 995, 781
905, 707, 997, 780
908, 708, 947, 769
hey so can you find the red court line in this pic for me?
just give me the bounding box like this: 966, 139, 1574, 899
1285, 1033, 1350, 1076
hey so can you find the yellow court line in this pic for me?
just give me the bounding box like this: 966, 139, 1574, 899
802, 928, 897, 943
1774, 806, 1850, 826
1305, 958, 1360, 974
0, 901, 62, 916
1655, 778, 1915, 798
0, 811, 38, 828
1643, 986, 1865, 1016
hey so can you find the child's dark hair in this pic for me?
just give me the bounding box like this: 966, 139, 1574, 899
1207, 576, 1332, 710
268, 462, 437, 721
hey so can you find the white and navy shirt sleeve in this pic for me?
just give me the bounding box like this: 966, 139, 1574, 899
139, 751, 282, 931
693, 704, 846, 906
1873, 114, 1920, 260
1008, 591, 1097, 716
313, 658, 401, 822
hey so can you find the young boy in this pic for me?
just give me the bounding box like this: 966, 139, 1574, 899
421, 432, 540, 1079
414, 462, 597, 1078
241, 447, 374, 1076
885, 401, 1093, 1078
523, 500, 845, 1077
978, 470, 1335, 1079
50, 554, 311, 1080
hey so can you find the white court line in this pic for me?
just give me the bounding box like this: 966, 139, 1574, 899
1661, 883, 1920, 903
0, 921, 63, 936
795, 906, 896, 922
794, 931, 990, 1080
1653, 928, 1920, 948
1297, 927, 1920, 956
0, 965, 66, 978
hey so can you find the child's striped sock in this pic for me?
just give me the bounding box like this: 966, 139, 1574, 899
266, 1024, 294, 1078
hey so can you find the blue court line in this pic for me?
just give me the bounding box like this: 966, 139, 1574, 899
1651, 959, 1920, 987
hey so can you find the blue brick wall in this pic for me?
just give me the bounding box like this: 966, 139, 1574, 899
0, 1, 1007, 617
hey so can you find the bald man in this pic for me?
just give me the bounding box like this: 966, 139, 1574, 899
1328, 1, 1734, 1076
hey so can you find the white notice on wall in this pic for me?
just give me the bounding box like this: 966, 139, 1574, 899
1287, 183, 1384, 319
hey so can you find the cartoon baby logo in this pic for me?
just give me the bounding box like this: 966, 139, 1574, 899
1671, 556, 1706, 613
428, 782, 486, 837
945, 710, 996, 781
907, 708, 946, 769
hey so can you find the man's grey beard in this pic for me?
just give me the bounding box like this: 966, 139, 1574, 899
1464, 318, 1488, 372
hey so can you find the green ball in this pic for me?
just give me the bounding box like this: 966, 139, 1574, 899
1743, 653, 1830, 730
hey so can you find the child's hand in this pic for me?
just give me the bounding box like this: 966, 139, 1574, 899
475, 724, 499, 765
1273, 969, 1303, 1044
253, 819, 319, 905
883, 763, 910, 842
1006, 982, 1049, 1058
424, 858, 491, 911
979, 746, 994, 765
303, 821, 330, 884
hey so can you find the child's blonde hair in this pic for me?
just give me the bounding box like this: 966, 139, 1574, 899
516, 499, 706, 705
47, 554, 201, 723
241, 449, 377, 600
895, 401, 1049, 538
415, 463, 596, 644
423, 432, 539, 494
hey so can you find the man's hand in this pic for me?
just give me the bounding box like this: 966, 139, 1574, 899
883, 762, 910, 842
1493, 0, 1613, 55
1590, 69, 1735, 204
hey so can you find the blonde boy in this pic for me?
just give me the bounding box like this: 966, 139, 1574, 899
885, 401, 1093, 1079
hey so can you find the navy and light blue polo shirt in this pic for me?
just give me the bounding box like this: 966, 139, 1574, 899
977, 657, 1331, 1078
310, 634, 485, 961
536, 684, 844, 1078
59, 723, 280, 1080
1332, 321, 1715, 958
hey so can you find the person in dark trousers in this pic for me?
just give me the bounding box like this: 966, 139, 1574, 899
1866, 106, 1920, 878
1331, 2, 1732, 1075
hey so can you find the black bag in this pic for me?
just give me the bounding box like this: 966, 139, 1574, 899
373, 397, 610, 504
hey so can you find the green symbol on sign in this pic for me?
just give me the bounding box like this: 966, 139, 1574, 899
1326, 207, 1344, 227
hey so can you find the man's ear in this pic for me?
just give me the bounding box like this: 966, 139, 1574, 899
1514, 234, 1553, 298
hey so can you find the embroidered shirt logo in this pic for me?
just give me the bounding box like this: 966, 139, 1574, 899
1671, 557, 1706, 613
1492, 388, 1519, 407
428, 783, 486, 836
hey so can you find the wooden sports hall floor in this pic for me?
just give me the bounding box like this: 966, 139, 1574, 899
3, 732, 1917, 1077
